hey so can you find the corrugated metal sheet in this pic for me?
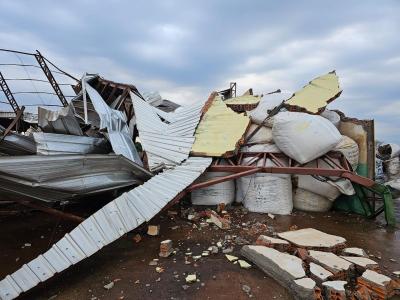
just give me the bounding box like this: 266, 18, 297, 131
132, 92, 204, 170
0, 125, 36, 155
33, 132, 110, 155
38, 105, 83, 136
0, 154, 152, 203
83, 77, 142, 165
191, 96, 250, 156
285, 71, 342, 114
0, 157, 211, 299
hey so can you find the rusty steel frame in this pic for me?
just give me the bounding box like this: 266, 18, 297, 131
0, 71, 20, 113
0, 106, 25, 142
13, 199, 84, 223
191, 151, 375, 188
35, 50, 69, 107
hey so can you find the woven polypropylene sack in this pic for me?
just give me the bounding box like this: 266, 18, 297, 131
293, 188, 333, 212
272, 112, 341, 164
245, 124, 273, 144
191, 172, 235, 205
237, 174, 292, 215
321, 109, 340, 128
334, 135, 359, 170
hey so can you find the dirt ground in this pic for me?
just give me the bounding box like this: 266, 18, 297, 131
0, 199, 399, 300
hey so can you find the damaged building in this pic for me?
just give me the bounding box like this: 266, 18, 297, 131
0, 49, 399, 300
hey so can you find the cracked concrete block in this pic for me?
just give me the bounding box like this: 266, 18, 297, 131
256, 235, 290, 252
293, 278, 317, 299
241, 245, 308, 299
340, 256, 379, 272
322, 281, 347, 300
308, 250, 353, 279
342, 247, 367, 257
357, 269, 400, 299
278, 228, 346, 252
309, 262, 333, 284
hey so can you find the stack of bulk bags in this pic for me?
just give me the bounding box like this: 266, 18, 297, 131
191, 160, 235, 206
236, 152, 292, 215
294, 159, 355, 212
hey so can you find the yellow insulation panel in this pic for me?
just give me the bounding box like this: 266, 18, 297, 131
286, 71, 342, 113
224, 95, 261, 105
191, 97, 250, 156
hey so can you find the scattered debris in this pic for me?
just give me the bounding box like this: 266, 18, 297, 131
225, 254, 238, 262
159, 240, 173, 258
133, 234, 142, 243
238, 260, 251, 269
185, 274, 197, 283
147, 225, 160, 236
103, 282, 114, 290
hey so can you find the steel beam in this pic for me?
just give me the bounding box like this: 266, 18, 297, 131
35, 50, 68, 107
0, 71, 20, 112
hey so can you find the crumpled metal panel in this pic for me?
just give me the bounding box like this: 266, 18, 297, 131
0, 125, 36, 155
33, 132, 110, 155
38, 105, 83, 136
0, 157, 211, 299
0, 154, 152, 202
132, 92, 204, 170
191, 95, 250, 157
83, 77, 142, 165
285, 71, 342, 114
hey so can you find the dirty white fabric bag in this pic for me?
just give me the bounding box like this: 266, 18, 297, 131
334, 135, 359, 170
245, 124, 273, 144
236, 157, 292, 214
272, 112, 341, 164
240, 143, 281, 153
247, 93, 284, 125
321, 109, 340, 128
293, 188, 332, 212
191, 172, 235, 205
237, 174, 292, 214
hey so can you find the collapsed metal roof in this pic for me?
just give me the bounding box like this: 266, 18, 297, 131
0, 154, 152, 203
33, 132, 110, 155
132, 92, 205, 170
0, 157, 211, 299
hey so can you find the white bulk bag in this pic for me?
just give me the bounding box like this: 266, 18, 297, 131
272, 112, 341, 164
245, 124, 273, 144
334, 135, 359, 170
191, 172, 235, 205
293, 188, 332, 212
236, 157, 292, 215
247, 93, 284, 125
296, 159, 355, 200
321, 109, 340, 128
240, 143, 281, 153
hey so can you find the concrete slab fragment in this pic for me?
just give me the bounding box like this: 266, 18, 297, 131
256, 235, 290, 252
322, 281, 347, 300
361, 270, 391, 287
241, 245, 309, 300
308, 250, 353, 277
278, 228, 346, 250
309, 262, 333, 283
342, 247, 367, 257
340, 256, 378, 271
293, 278, 317, 299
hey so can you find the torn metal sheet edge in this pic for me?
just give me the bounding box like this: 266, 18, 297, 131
82, 75, 142, 165
0, 157, 212, 300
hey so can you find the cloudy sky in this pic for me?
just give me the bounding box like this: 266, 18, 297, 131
0, 0, 399, 142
